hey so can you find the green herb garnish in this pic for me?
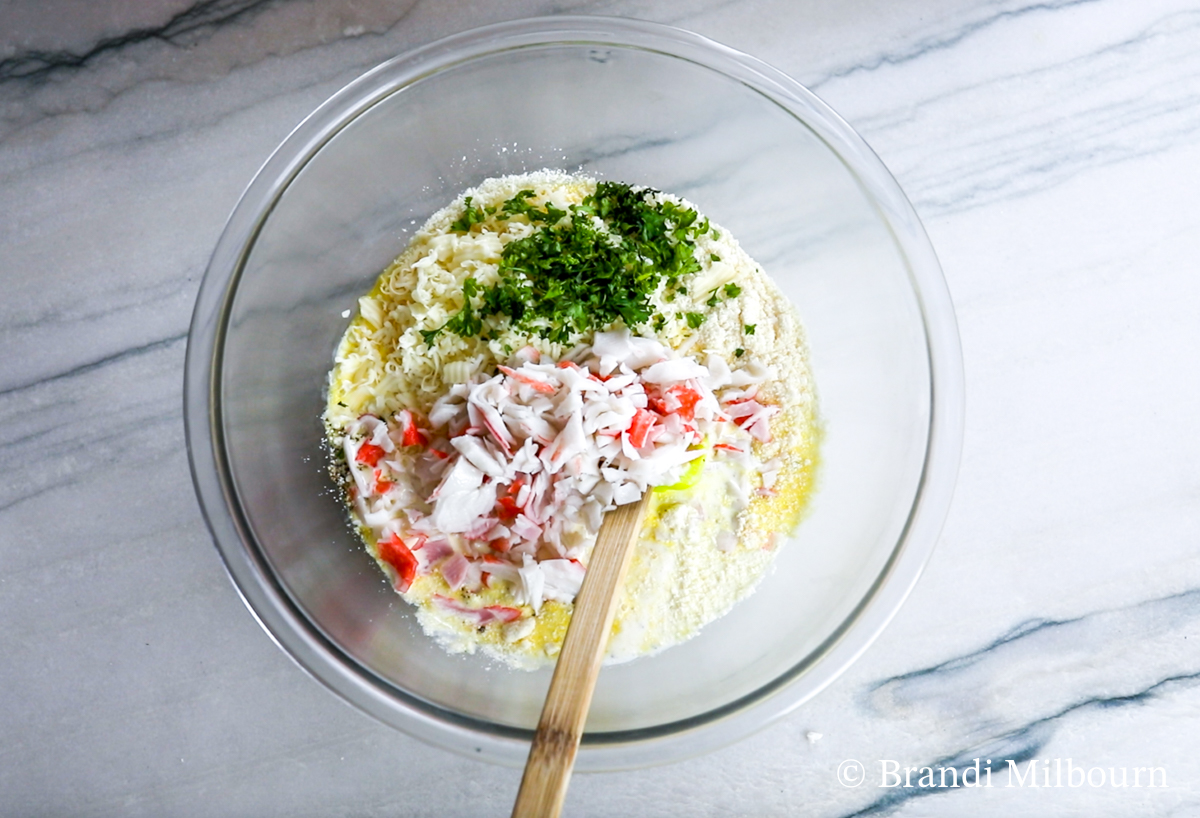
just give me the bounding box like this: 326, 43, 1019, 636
450, 197, 488, 232
735, 348, 745, 357
744, 323, 756, 335
422, 277, 485, 344
723, 282, 741, 298
496, 189, 567, 225
426, 182, 709, 345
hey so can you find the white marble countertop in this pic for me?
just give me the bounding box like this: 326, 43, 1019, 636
3, 1, 1198, 815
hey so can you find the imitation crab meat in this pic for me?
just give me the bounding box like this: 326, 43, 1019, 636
342, 328, 779, 618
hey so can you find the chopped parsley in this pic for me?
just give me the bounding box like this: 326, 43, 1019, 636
495, 189, 567, 225
710, 253, 721, 262
421, 277, 483, 344
744, 323, 756, 335
734, 348, 745, 358
705, 280, 743, 309
449, 197, 489, 232
425, 182, 710, 345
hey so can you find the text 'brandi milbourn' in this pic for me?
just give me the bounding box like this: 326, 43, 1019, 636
878, 758, 1167, 789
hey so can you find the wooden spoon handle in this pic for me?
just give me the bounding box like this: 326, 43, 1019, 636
512, 493, 651, 818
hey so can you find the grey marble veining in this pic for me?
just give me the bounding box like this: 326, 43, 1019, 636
2, 1, 1198, 815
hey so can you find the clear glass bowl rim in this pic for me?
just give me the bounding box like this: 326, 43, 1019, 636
184, 14, 965, 771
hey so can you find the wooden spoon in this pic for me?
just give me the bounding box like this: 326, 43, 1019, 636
511, 492, 652, 818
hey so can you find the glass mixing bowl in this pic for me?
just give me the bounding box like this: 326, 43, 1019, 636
185, 16, 963, 770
